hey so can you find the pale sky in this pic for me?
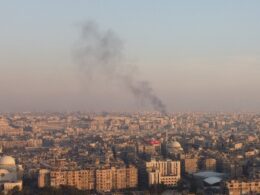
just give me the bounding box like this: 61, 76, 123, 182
0, 1, 260, 112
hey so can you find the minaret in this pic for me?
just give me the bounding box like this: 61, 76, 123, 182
0, 145, 3, 154
162, 129, 168, 157
165, 129, 168, 142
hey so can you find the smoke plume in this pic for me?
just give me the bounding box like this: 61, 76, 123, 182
74, 21, 166, 114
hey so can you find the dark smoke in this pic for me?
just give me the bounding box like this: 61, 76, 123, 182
74, 21, 166, 114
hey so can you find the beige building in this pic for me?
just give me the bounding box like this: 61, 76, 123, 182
126, 165, 138, 188
0, 117, 23, 136
146, 159, 181, 186
50, 169, 95, 190
182, 158, 198, 174
96, 165, 138, 192
38, 165, 137, 192
38, 169, 50, 188
203, 158, 216, 171
225, 179, 260, 195
96, 168, 113, 192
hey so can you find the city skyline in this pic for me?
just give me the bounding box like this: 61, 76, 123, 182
0, 111, 259, 194
1, 1, 260, 112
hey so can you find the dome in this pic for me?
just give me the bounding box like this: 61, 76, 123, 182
0, 156, 16, 166
168, 141, 182, 149
167, 141, 183, 154
171, 141, 182, 148
0, 169, 9, 175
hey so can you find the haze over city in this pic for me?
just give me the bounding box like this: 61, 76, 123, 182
1, 2, 260, 195
1, 1, 260, 112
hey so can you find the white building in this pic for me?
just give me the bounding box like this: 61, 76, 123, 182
146, 159, 181, 186
0, 156, 23, 193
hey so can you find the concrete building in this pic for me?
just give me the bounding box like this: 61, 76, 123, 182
146, 159, 181, 186
225, 179, 260, 195
203, 158, 216, 171
96, 165, 138, 192
182, 158, 198, 174
50, 169, 95, 190
96, 168, 112, 192
38, 169, 50, 188
39, 165, 137, 192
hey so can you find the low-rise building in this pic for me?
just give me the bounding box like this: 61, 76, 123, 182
225, 179, 260, 195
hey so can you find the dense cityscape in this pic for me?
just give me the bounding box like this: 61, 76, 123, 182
2, 1, 260, 195
0, 112, 259, 194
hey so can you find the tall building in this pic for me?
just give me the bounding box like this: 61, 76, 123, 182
96, 165, 138, 192
38, 169, 50, 188
126, 165, 138, 188
39, 165, 137, 192
95, 168, 112, 192
146, 159, 181, 186
50, 169, 95, 190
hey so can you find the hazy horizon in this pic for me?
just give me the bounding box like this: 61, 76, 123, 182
1, 1, 260, 112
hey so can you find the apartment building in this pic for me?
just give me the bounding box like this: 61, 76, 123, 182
146, 159, 181, 186
225, 179, 260, 195
38, 165, 137, 192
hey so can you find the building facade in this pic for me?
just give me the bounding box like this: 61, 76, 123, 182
146, 159, 181, 186
182, 158, 198, 174
38, 165, 137, 192
50, 169, 95, 190
225, 180, 260, 195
